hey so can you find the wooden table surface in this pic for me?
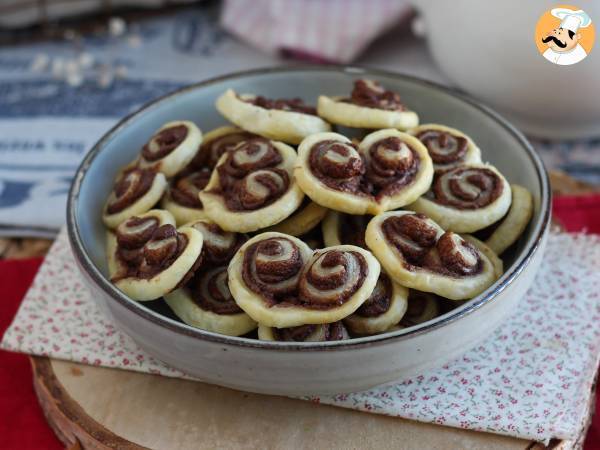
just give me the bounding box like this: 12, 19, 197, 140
2, 170, 597, 449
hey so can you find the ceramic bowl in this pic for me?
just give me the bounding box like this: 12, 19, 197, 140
67, 66, 551, 396
414, 0, 600, 138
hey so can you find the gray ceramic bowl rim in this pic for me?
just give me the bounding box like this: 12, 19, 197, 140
67, 65, 551, 351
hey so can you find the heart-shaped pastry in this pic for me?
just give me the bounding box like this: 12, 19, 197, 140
103, 167, 167, 229
106, 209, 204, 301
216, 89, 331, 144
407, 164, 512, 233
199, 137, 304, 232
189, 125, 257, 171
480, 184, 533, 255
258, 322, 349, 342
317, 79, 419, 130
408, 124, 482, 171
186, 219, 247, 268
137, 121, 203, 177
365, 211, 499, 300
295, 129, 433, 214
228, 232, 381, 328
165, 266, 257, 336
161, 168, 211, 225
343, 272, 408, 335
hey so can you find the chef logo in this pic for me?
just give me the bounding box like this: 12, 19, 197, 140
535, 5, 594, 65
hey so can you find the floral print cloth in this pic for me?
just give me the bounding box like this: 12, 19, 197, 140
1, 230, 599, 444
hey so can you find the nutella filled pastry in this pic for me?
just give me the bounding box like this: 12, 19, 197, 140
295, 130, 433, 215
189, 125, 257, 170
161, 168, 211, 225
343, 272, 408, 335
407, 164, 512, 233
322, 211, 371, 248
138, 121, 203, 177
106, 210, 204, 301
216, 89, 331, 145
103, 167, 167, 229
164, 266, 257, 336
266, 198, 328, 237
228, 232, 381, 328
365, 211, 497, 300
107, 209, 175, 278
398, 290, 441, 328
462, 235, 504, 280
408, 124, 482, 171
199, 137, 304, 232
317, 79, 419, 130
483, 184, 534, 255
187, 219, 247, 267
258, 321, 349, 342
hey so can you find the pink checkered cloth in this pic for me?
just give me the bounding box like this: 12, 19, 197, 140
220, 0, 412, 63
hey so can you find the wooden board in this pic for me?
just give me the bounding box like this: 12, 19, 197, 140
15, 170, 599, 449
32, 357, 570, 450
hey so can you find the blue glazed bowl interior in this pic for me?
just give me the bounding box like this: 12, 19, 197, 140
69, 66, 550, 344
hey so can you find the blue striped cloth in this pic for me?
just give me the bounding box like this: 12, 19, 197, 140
0, 4, 597, 237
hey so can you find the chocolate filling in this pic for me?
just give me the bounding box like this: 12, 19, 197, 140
364, 137, 420, 199
381, 214, 483, 277
400, 291, 440, 327
309, 140, 365, 195
242, 237, 305, 304
309, 137, 420, 201
191, 131, 256, 170
141, 124, 188, 162
416, 130, 468, 166
169, 168, 211, 208
346, 79, 406, 111
272, 322, 346, 342
106, 168, 156, 214
112, 224, 192, 282
297, 250, 368, 309
429, 167, 503, 209
209, 138, 289, 212
116, 216, 159, 249
338, 214, 370, 248
190, 267, 243, 315
242, 95, 317, 115
192, 221, 247, 266
355, 273, 392, 317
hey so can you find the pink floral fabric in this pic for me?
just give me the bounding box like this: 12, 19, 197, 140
2, 230, 599, 444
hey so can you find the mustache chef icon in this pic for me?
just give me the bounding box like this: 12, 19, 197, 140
542, 8, 592, 65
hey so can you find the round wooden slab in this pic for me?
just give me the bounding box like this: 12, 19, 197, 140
31, 357, 571, 450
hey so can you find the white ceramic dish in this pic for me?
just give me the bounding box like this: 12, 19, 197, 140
414, 0, 600, 138
67, 66, 551, 396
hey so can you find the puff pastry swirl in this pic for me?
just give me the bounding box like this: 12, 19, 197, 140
365, 211, 497, 300
295, 130, 433, 215
408, 124, 482, 171
138, 121, 203, 177
199, 137, 304, 232
343, 272, 409, 335
107, 210, 203, 301
165, 266, 257, 336
228, 232, 380, 328
216, 89, 331, 145
258, 321, 349, 342
103, 167, 167, 229
317, 79, 419, 130
407, 164, 512, 233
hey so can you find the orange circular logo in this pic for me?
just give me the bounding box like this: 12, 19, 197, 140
535, 5, 595, 65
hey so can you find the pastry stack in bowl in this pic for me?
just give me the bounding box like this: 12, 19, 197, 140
101, 79, 534, 342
